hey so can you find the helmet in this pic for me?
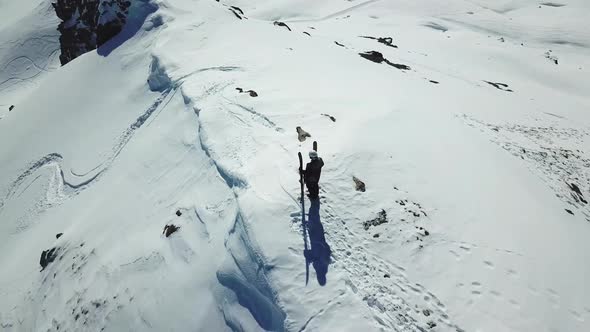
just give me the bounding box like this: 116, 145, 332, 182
309, 151, 318, 159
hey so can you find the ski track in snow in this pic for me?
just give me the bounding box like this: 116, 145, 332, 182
0, 88, 177, 232
0, 32, 60, 94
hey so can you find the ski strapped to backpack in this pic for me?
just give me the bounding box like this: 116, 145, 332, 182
299, 151, 311, 284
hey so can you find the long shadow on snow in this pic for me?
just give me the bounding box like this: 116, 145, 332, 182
305, 199, 331, 286
97, 0, 158, 57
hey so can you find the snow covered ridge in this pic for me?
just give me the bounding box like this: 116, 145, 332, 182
1, 0, 590, 331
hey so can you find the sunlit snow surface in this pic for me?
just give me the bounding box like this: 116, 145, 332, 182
1, 0, 589, 331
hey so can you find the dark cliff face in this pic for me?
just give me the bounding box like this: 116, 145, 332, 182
52, 0, 132, 65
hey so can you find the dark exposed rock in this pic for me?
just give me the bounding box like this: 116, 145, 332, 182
423, 309, 431, 316
175, 210, 182, 217
544, 50, 559, 65
230, 6, 244, 15
228, 7, 243, 19
303, 31, 311, 36
236, 88, 258, 97
360, 50, 385, 63
56, 233, 64, 239
359, 51, 411, 70
353, 176, 366, 192
483, 81, 513, 92
52, 0, 132, 65
360, 36, 398, 48
373, 233, 380, 238
565, 209, 574, 215
40, 247, 59, 270
273, 21, 291, 31
296, 126, 311, 142
567, 182, 587, 204
384, 273, 390, 278
321, 113, 336, 122
9, 105, 14, 111
363, 210, 388, 230
334, 41, 345, 47
386, 60, 411, 70
429, 80, 439, 84
163, 224, 180, 237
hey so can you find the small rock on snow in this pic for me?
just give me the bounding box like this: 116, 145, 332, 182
296, 126, 311, 142
40, 247, 59, 270
353, 176, 366, 192
163, 224, 180, 237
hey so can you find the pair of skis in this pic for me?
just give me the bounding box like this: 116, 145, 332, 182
299, 141, 317, 285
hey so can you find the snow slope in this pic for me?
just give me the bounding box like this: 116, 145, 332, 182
1, 0, 589, 331
0, 0, 60, 119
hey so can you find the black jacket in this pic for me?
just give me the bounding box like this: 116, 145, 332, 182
304, 158, 324, 184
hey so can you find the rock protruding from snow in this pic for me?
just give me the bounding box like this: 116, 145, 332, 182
359, 51, 411, 70
40, 247, 59, 270
483, 81, 514, 92
363, 210, 388, 230
353, 176, 366, 192
360, 36, 398, 48
236, 87, 258, 97
52, 0, 132, 65
321, 113, 336, 122
273, 21, 291, 31
163, 224, 180, 237
296, 126, 311, 142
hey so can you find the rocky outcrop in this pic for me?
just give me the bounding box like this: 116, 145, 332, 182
40, 247, 59, 270
52, 0, 132, 65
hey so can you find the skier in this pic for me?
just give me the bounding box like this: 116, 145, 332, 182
302, 150, 324, 199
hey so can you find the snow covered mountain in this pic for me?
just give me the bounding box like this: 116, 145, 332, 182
1, 0, 589, 331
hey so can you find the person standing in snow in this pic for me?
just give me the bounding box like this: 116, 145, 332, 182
303, 151, 324, 199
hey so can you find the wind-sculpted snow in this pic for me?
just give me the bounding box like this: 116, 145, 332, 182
217, 213, 286, 331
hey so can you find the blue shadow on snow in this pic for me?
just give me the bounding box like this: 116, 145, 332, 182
97, 0, 159, 57
304, 199, 331, 286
